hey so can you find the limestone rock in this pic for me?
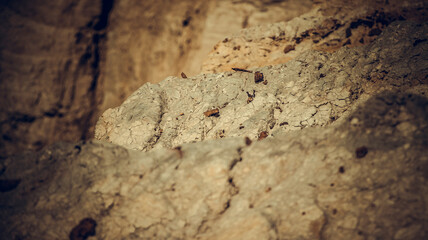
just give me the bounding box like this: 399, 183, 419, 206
102, 0, 314, 120
1, 88, 427, 239
1, 7, 427, 240
0, 0, 315, 159
95, 21, 428, 152
202, 0, 427, 73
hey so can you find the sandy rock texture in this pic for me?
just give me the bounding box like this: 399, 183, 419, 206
0, 3, 427, 240
180, 0, 314, 78
96, 21, 427, 152
0, 0, 314, 159
1, 86, 427, 239
102, 0, 314, 121
202, 0, 427, 73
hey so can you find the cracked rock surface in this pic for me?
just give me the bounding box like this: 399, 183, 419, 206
202, 0, 427, 74
1, 88, 428, 239
95, 21, 428, 152
1, 21, 427, 239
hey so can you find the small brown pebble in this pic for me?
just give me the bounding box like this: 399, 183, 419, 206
356, 146, 368, 158
279, 122, 288, 126
258, 131, 268, 140
254, 71, 264, 83
245, 137, 252, 146
69, 218, 97, 240
263, 80, 268, 85
204, 108, 220, 117
181, 72, 187, 78
338, 166, 345, 173
283, 44, 295, 54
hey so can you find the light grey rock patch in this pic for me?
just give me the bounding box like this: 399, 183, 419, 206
1, 89, 428, 239
95, 21, 428, 152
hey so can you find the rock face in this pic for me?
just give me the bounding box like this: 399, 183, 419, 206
2, 0, 425, 160
0, 0, 314, 159
95, 21, 427, 152
1, 21, 427, 239
101, 0, 314, 124
202, 0, 428, 73
0, 0, 110, 158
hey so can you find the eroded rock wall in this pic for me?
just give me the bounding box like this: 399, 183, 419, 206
102, 0, 315, 121
1, 21, 426, 240
95, 21, 428, 152
0, 0, 111, 158
0, 0, 315, 159
1, 84, 427, 239
202, 0, 428, 73
1, 2, 428, 240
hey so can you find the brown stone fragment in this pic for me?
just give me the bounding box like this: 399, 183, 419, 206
283, 44, 295, 54
204, 108, 220, 117
254, 71, 264, 83
258, 131, 268, 140
356, 146, 368, 158
69, 218, 97, 240
181, 72, 187, 78
245, 137, 252, 146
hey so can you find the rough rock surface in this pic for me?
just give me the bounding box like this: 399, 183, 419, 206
202, 0, 427, 73
1, 87, 427, 239
0, 0, 314, 159
102, 0, 314, 119
0, 0, 110, 158
180, 0, 314, 78
1, 11, 427, 240
96, 21, 428, 152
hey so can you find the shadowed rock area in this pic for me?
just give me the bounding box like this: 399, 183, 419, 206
0, 19, 427, 240
0, 0, 110, 157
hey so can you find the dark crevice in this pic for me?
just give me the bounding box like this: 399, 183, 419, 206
76, 0, 115, 140
219, 199, 231, 215
94, 0, 115, 31
413, 39, 427, 47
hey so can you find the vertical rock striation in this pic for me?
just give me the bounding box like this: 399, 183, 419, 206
0, 0, 114, 158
